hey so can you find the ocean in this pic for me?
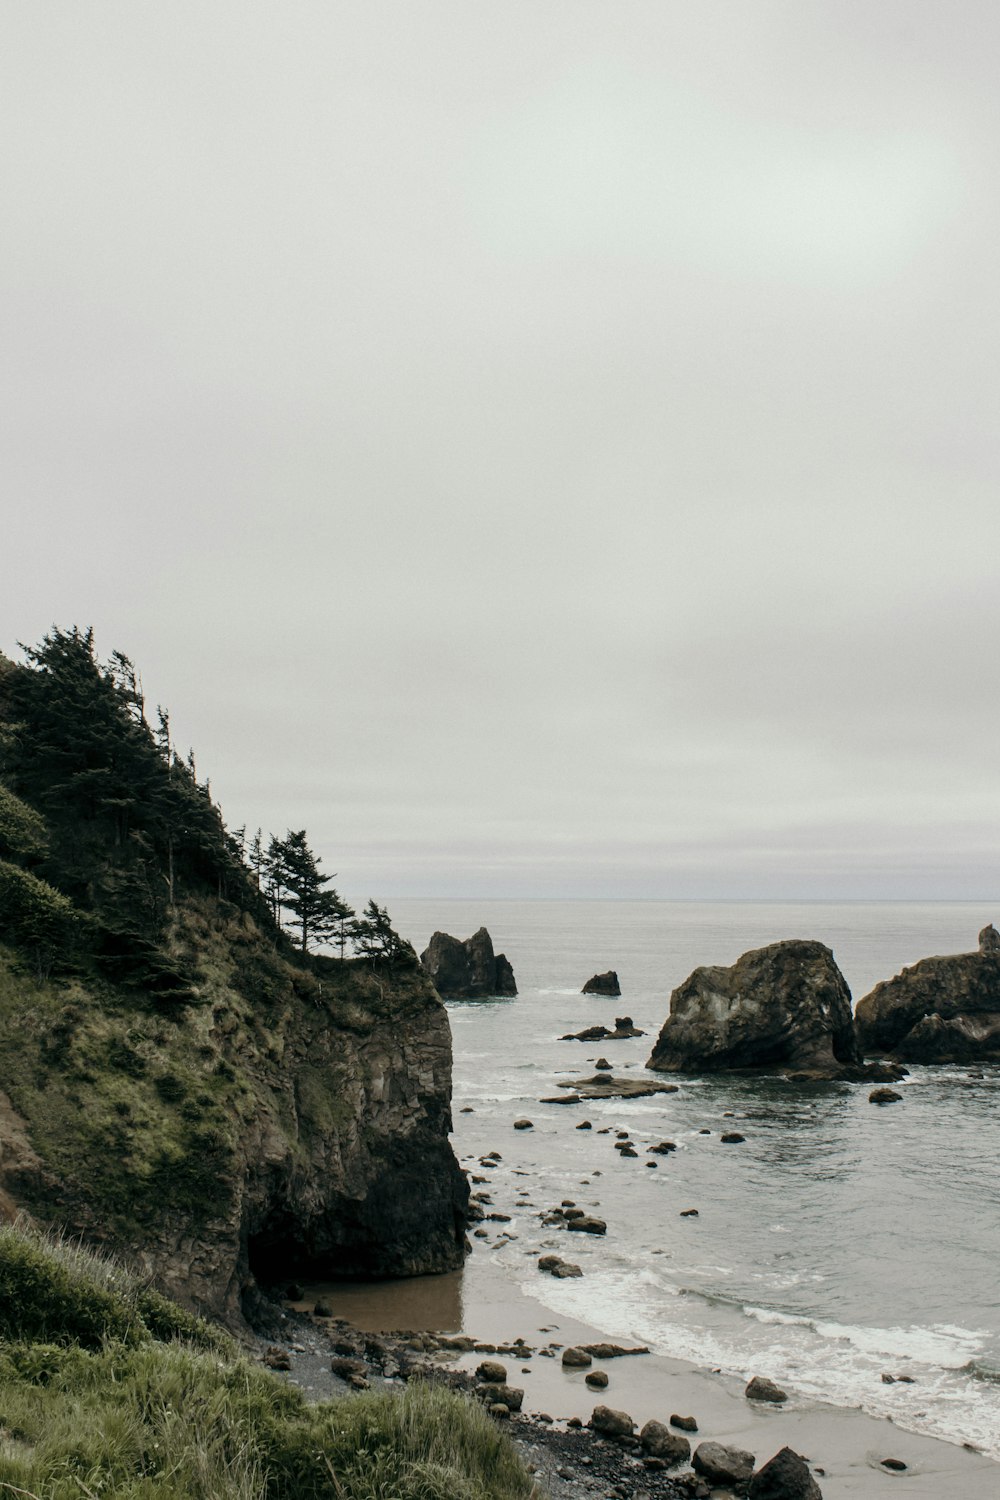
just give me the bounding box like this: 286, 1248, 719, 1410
392, 899, 1000, 1460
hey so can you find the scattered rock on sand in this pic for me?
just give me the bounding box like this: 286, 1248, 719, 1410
582, 971, 621, 996
576, 1120, 592, 1129
476, 1360, 507, 1383
881, 1458, 907, 1471
585, 1370, 609, 1388
748, 1446, 824, 1499
693, 1441, 756, 1486
869, 1087, 902, 1104
513, 1118, 533, 1130
746, 1375, 788, 1403
670, 1413, 698, 1431
639, 1420, 691, 1466
562, 1346, 593, 1367
589, 1405, 636, 1438
680, 1208, 699, 1217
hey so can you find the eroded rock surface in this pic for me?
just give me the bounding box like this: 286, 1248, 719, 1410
855, 949, 1000, 1063
647, 940, 860, 1076
419, 927, 517, 998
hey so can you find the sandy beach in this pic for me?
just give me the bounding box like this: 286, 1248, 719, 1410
306, 1255, 1000, 1499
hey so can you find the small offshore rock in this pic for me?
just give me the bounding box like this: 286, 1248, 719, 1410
639, 1420, 691, 1466
721, 1131, 746, 1143
746, 1375, 789, 1404
562, 1346, 593, 1367
552, 1261, 583, 1277
650, 1141, 676, 1154
513, 1118, 533, 1130
869, 1087, 903, 1104
595, 1057, 612, 1070
586, 1370, 609, 1388
576, 1120, 593, 1129
582, 971, 622, 996
692, 1441, 756, 1486
671, 1413, 698, 1431
589, 1404, 636, 1438
476, 1360, 508, 1383
748, 1446, 824, 1499
680, 1208, 699, 1217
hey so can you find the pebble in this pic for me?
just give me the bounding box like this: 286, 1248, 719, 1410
680, 1208, 699, 1217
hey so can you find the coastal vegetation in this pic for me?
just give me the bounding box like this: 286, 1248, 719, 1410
0, 1220, 535, 1500
0, 627, 468, 1318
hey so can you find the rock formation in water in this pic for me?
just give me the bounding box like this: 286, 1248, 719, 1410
0, 630, 469, 1328
582, 970, 621, 996
979, 923, 1000, 954
855, 948, 1000, 1063
419, 927, 517, 998
646, 939, 861, 1076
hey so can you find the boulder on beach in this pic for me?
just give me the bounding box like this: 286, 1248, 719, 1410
693, 1441, 756, 1486
748, 1446, 824, 1499
639, 1420, 691, 1466
646, 940, 860, 1077
855, 947, 1000, 1063
589, 1405, 635, 1438
419, 928, 517, 998
582, 970, 621, 996
745, 1375, 788, 1403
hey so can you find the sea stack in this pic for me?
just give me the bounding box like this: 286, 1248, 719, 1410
647, 939, 860, 1076
855, 944, 1000, 1063
419, 927, 517, 998
582, 970, 621, 996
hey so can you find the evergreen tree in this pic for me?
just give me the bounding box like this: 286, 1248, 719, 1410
350, 899, 413, 964
267, 830, 350, 955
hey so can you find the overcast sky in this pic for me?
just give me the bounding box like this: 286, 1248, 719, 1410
3, 3, 999, 905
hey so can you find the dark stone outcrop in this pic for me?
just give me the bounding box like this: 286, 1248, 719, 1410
693, 1442, 755, 1486
582, 971, 621, 996
560, 1016, 644, 1041
748, 1446, 824, 1499
647, 940, 860, 1077
419, 928, 517, 999
855, 950, 1000, 1063
979, 924, 1000, 954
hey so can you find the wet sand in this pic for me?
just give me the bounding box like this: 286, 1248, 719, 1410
303, 1255, 1000, 1499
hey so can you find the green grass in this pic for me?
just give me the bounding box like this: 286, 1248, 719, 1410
0, 1222, 539, 1500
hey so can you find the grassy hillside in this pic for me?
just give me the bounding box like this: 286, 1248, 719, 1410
0, 1221, 535, 1500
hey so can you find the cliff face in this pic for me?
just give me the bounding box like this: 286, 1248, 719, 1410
855, 951, 1000, 1063
647, 939, 861, 1076
0, 901, 469, 1327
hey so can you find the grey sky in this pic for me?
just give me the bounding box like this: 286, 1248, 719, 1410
3, 3, 999, 903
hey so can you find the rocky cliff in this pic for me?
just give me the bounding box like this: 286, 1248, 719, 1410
855, 950, 1000, 1063
647, 939, 861, 1076
420, 927, 517, 998
0, 902, 468, 1326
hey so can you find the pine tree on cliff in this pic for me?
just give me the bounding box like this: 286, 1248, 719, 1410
350, 899, 413, 964
266, 829, 352, 955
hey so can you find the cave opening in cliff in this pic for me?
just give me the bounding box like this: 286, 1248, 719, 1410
246, 1210, 379, 1290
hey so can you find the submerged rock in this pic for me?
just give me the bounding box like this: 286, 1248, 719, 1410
855, 949, 1000, 1063
419, 928, 517, 999
647, 940, 860, 1077
582, 970, 621, 996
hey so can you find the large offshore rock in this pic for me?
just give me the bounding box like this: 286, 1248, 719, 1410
855, 950, 1000, 1063
647, 940, 859, 1076
419, 927, 517, 998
